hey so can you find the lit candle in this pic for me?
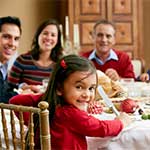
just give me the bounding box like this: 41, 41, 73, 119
65, 16, 69, 37
59, 24, 64, 47
73, 24, 80, 45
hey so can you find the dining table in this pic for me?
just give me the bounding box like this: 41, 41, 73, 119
9, 80, 150, 150
87, 111, 150, 150
86, 80, 150, 150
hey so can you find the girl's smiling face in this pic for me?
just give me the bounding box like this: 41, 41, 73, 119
57, 71, 97, 112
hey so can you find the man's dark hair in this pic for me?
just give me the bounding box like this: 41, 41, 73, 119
0, 16, 22, 34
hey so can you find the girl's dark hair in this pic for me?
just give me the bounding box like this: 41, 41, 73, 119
42, 54, 97, 121
30, 19, 63, 62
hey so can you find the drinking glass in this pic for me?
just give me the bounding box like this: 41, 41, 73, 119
42, 78, 49, 91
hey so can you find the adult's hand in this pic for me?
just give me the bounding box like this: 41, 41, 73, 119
105, 68, 120, 81
139, 73, 149, 82
21, 84, 41, 94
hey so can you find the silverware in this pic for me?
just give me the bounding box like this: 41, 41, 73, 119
97, 85, 120, 116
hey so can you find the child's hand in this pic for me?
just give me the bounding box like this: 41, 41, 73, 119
116, 112, 133, 128
88, 101, 103, 114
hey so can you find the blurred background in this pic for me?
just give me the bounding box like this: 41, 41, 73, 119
0, 0, 149, 70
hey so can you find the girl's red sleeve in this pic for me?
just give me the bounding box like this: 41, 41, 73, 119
9, 94, 43, 125
61, 106, 123, 137
9, 94, 43, 106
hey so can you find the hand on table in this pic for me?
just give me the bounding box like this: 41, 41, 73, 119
139, 73, 149, 82
21, 84, 42, 94
116, 112, 134, 128
105, 68, 120, 81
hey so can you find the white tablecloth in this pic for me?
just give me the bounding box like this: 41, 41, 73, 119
87, 113, 150, 150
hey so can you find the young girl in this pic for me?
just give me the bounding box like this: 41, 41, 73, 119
9, 54, 132, 150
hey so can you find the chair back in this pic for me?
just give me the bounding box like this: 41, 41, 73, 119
0, 101, 51, 150
131, 58, 145, 78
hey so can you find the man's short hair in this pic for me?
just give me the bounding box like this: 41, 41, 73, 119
93, 19, 116, 33
0, 16, 22, 34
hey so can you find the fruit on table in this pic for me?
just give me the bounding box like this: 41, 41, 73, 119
88, 101, 103, 114
120, 98, 138, 113
141, 114, 150, 120
141, 114, 148, 120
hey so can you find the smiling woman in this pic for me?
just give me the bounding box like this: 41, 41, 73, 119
8, 18, 64, 94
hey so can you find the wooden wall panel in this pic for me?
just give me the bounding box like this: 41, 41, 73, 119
115, 22, 132, 44
113, 0, 132, 14
80, 22, 94, 45
80, 0, 102, 14
68, 0, 143, 58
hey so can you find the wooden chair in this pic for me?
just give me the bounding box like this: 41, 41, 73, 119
0, 101, 51, 150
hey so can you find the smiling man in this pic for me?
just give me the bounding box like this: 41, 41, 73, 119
81, 19, 135, 81
0, 16, 22, 102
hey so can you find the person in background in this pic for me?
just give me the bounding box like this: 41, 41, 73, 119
8, 18, 63, 94
81, 19, 135, 81
137, 70, 150, 82
10, 54, 132, 150
0, 16, 22, 103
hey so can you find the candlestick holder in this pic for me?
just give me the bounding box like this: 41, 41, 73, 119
63, 37, 80, 55
63, 36, 72, 55
73, 43, 80, 55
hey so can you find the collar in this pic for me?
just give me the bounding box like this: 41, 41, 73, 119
0, 61, 9, 80
88, 49, 118, 65
0, 62, 2, 68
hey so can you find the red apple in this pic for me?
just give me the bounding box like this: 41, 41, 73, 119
120, 98, 138, 113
